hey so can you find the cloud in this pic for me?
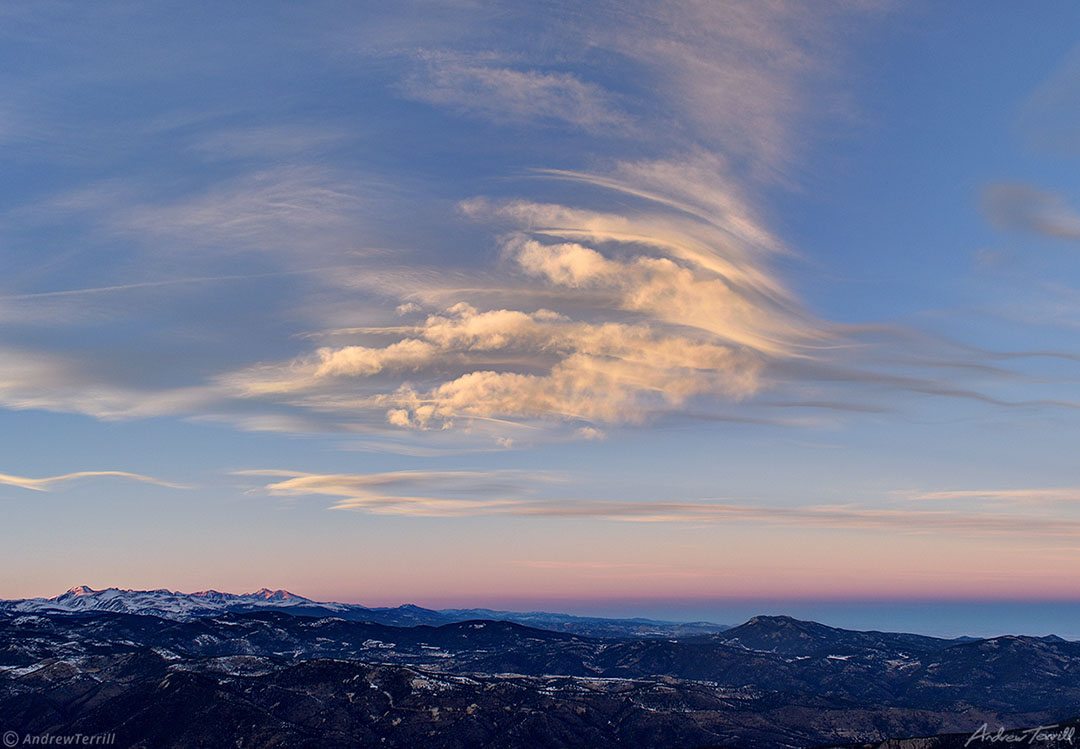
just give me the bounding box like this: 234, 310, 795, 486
0, 0, 1058, 446
217, 155, 824, 434
575, 426, 606, 440
225, 297, 765, 427
236, 468, 555, 515
0, 347, 223, 421
0, 267, 344, 303
910, 488, 1080, 506
188, 124, 351, 160
0, 470, 186, 492
115, 166, 372, 255
982, 183, 1080, 240
240, 468, 1080, 537
5, 159, 1073, 442
579, 0, 872, 171
19, 165, 376, 262
207, 152, 1080, 440
401, 54, 630, 133
761, 400, 891, 414
1019, 43, 1080, 154
384, 2, 880, 172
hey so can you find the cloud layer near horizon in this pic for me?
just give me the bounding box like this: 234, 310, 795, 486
239, 468, 1080, 539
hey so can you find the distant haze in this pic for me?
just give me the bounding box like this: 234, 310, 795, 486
339, 596, 1080, 640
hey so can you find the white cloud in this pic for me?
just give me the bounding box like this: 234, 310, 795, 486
0, 470, 186, 492
217, 155, 818, 434
575, 426, 605, 440
237, 468, 553, 515
402, 54, 630, 133
240, 468, 1080, 537
226, 300, 763, 428
208, 151, 1078, 439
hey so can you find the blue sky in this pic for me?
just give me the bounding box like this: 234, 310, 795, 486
3, 1, 1080, 635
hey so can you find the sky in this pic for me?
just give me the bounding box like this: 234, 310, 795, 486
3, 1, 1080, 636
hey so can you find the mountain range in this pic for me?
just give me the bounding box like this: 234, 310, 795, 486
0, 585, 727, 638
1, 587, 1077, 747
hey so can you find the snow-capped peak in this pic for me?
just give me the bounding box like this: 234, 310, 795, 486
250, 588, 307, 602
0, 586, 346, 621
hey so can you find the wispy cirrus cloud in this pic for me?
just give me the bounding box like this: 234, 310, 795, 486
578, 0, 874, 172
401, 54, 631, 134
0, 267, 347, 303
909, 488, 1080, 505
187, 124, 352, 161
8, 164, 382, 270
0, 470, 187, 492
982, 183, 1080, 240
501, 501, 1080, 539
103, 166, 374, 259
385, 1, 878, 171
240, 468, 1080, 538
235, 468, 555, 514
0, 347, 222, 421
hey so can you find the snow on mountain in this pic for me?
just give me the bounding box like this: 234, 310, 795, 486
0, 587, 727, 637
0, 586, 351, 621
